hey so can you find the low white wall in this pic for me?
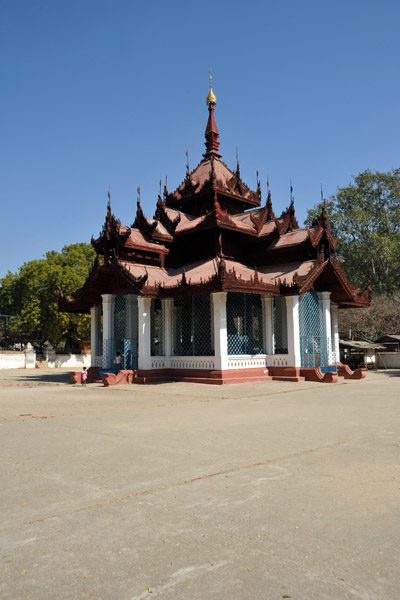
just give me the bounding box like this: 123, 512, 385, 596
376, 352, 400, 369
51, 354, 91, 368
0, 351, 26, 369
0, 351, 91, 369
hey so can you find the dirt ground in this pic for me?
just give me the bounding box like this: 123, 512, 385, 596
0, 368, 399, 600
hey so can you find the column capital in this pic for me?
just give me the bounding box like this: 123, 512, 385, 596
319, 291, 331, 301
101, 293, 115, 305
125, 294, 137, 306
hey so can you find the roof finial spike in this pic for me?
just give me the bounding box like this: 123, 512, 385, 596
321, 183, 326, 209
137, 185, 141, 206
206, 70, 217, 106
163, 174, 168, 199
236, 147, 240, 177
290, 178, 294, 206
159, 177, 162, 198
266, 176, 274, 219
107, 186, 111, 213
185, 146, 190, 177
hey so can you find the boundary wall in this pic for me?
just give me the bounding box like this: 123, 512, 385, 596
376, 352, 400, 369
0, 350, 91, 370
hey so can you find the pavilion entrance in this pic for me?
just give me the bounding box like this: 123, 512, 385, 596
114, 293, 138, 370
299, 291, 337, 372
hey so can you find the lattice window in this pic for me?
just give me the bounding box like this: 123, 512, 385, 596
114, 294, 126, 343
114, 293, 138, 369
172, 294, 213, 356
227, 292, 264, 355
299, 291, 336, 370
98, 311, 103, 357
151, 298, 165, 356
272, 297, 288, 354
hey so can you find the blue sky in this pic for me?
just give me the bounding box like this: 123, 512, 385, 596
1, 0, 399, 278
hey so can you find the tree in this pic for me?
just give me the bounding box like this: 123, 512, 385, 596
338, 293, 400, 341
0, 243, 95, 347
305, 169, 400, 296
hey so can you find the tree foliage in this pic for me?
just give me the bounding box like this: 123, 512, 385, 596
339, 293, 400, 341
0, 243, 95, 348
305, 169, 400, 296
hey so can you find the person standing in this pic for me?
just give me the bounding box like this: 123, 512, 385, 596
114, 352, 122, 373
82, 366, 88, 387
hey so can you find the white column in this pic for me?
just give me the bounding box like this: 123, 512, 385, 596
285, 295, 301, 367
331, 302, 340, 364
319, 291, 332, 364
138, 297, 152, 370
101, 294, 115, 369
164, 298, 172, 358
90, 305, 101, 366
212, 292, 228, 370
262, 296, 273, 355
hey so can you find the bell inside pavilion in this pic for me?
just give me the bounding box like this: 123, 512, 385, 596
59, 79, 371, 384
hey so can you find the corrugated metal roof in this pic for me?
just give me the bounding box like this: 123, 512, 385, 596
376, 335, 400, 343
339, 340, 385, 350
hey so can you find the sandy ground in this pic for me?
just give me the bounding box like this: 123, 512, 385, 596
0, 368, 399, 600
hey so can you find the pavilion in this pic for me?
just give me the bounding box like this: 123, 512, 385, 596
59, 80, 370, 384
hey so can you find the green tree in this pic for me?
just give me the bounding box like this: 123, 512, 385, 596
305, 169, 400, 296
0, 243, 95, 347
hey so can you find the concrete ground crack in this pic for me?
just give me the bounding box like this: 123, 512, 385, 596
1, 430, 382, 533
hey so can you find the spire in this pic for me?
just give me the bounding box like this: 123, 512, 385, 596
204, 72, 221, 159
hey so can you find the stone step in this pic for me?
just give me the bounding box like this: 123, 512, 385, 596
271, 376, 306, 382
136, 375, 273, 385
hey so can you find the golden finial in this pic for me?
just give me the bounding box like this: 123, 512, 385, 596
206, 70, 217, 106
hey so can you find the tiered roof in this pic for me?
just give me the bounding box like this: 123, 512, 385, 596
59, 82, 371, 313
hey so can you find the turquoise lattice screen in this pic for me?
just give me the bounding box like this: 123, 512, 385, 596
114, 293, 138, 370
151, 298, 165, 356
299, 291, 336, 371
172, 295, 213, 356
272, 297, 288, 354
227, 292, 264, 355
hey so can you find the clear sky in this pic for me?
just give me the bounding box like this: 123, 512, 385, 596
1, 0, 399, 278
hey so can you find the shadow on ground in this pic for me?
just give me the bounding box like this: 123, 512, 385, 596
15, 372, 72, 384
374, 369, 400, 378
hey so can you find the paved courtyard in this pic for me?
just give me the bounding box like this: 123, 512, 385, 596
0, 368, 399, 600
